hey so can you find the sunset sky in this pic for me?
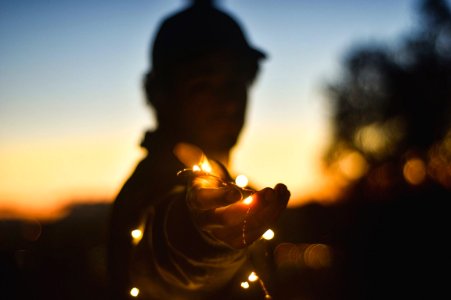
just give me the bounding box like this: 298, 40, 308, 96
1, 0, 420, 218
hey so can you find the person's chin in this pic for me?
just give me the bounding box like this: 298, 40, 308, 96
216, 133, 240, 149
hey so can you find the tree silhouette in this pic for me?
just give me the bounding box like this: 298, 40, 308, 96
325, 0, 451, 188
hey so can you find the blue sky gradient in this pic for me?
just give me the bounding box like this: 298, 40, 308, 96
1, 0, 431, 216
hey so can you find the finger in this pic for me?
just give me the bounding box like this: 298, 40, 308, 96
244, 186, 290, 229
274, 183, 291, 206
198, 188, 282, 228
259, 184, 290, 209
192, 174, 225, 189
189, 186, 242, 210
210, 184, 289, 223
194, 185, 290, 248
195, 200, 250, 228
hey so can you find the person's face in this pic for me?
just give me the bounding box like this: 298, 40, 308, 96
171, 52, 255, 154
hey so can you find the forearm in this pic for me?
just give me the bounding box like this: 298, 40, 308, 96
130, 189, 247, 299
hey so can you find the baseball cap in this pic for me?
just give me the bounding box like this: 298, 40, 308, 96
150, 0, 267, 72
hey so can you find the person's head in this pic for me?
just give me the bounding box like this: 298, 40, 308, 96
144, 0, 266, 156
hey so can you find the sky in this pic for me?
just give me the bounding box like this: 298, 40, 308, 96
0, 0, 422, 218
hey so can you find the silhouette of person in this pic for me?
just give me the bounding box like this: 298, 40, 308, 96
107, 1, 290, 299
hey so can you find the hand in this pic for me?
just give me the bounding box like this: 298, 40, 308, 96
173, 142, 290, 249
188, 173, 290, 249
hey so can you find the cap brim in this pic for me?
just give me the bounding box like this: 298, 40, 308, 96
250, 47, 267, 60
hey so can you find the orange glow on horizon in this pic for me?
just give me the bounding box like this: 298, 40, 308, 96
0, 134, 144, 219
0, 122, 342, 219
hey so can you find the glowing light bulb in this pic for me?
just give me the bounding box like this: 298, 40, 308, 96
241, 281, 250, 289
262, 229, 275, 240
201, 160, 212, 173
131, 229, 142, 239
243, 196, 253, 205
130, 287, 139, 297
248, 271, 258, 282
131, 229, 143, 245
193, 165, 201, 172
235, 174, 248, 188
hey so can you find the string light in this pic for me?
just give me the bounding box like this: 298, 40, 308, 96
200, 156, 212, 173
243, 195, 253, 205
176, 155, 276, 299
130, 287, 140, 297
131, 229, 143, 245
262, 229, 275, 240
248, 271, 258, 282
235, 174, 249, 188
178, 162, 254, 202
131, 229, 142, 239
241, 271, 272, 299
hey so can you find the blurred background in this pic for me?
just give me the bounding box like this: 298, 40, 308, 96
1, 0, 450, 299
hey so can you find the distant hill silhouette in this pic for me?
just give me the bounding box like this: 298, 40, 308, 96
0, 202, 111, 300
